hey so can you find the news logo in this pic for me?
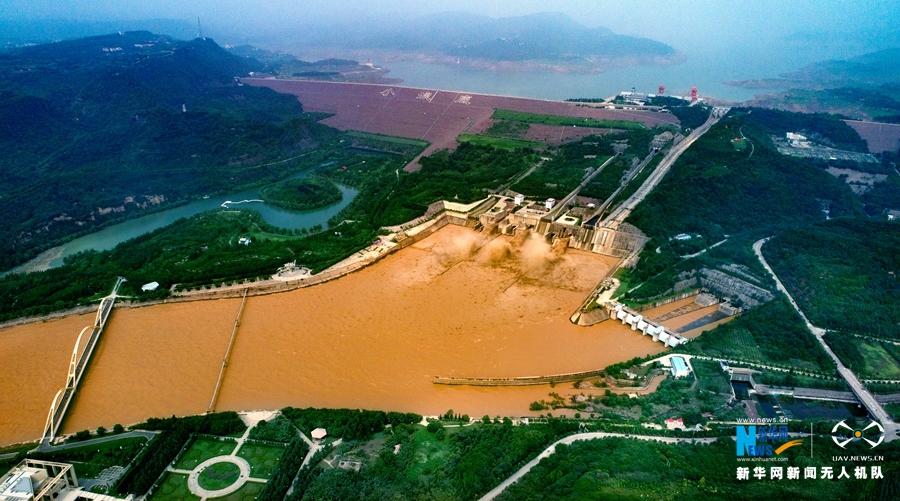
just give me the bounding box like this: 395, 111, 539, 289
736, 425, 802, 457
831, 420, 884, 449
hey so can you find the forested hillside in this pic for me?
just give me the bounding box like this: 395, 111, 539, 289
623, 107, 870, 300
0, 31, 336, 270
765, 219, 900, 339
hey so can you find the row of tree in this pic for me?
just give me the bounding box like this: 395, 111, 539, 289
281, 407, 422, 441
115, 412, 246, 495
257, 437, 309, 501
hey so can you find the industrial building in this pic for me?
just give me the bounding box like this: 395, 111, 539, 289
670, 356, 691, 378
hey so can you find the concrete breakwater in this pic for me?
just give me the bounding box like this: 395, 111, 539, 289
433, 369, 609, 386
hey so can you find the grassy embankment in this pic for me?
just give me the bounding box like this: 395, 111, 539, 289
492, 109, 647, 130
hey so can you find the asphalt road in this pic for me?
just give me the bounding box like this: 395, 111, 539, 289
601, 107, 729, 229
36, 430, 158, 453
753, 237, 899, 442
478, 431, 719, 501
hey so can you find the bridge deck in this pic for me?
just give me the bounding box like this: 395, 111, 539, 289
43, 279, 122, 440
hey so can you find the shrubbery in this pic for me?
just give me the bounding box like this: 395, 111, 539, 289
115, 412, 246, 495
282, 407, 421, 441
256, 437, 308, 501
249, 415, 297, 443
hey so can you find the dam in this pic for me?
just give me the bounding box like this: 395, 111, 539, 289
0, 221, 670, 445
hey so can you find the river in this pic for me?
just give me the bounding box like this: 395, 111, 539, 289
7, 168, 359, 274
0, 225, 678, 444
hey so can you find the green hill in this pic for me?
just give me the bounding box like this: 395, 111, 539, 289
0, 32, 336, 270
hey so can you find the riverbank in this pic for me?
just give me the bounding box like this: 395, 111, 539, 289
0, 220, 671, 445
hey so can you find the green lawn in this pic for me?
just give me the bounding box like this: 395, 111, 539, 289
491, 109, 646, 130
208, 481, 263, 501
236, 444, 285, 479
712, 326, 764, 362
692, 359, 732, 394
198, 462, 240, 491
857, 339, 900, 380
406, 426, 457, 481
175, 439, 236, 470
885, 403, 900, 421
457, 133, 541, 150
33, 436, 147, 479
345, 131, 428, 147
150, 473, 201, 501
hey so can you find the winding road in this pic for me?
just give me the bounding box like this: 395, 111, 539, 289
478, 431, 719, 501
753, 237, 899, 442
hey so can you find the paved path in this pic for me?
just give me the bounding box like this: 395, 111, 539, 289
298, 430, 321, 470
165, 428, 267, 501
478, 432, 719, 501
285, 426, 320, 497
754, 238, 899, 442
182, 455, 257, 499
37, 430, 159, 452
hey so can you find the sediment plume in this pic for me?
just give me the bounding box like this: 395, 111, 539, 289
551, 237, 570, 258
510, 228, 529, 249
433, 231, 481, 266
481, 222, 498, 235
520, 234, 559, 273
0, 225, 668, 445
476, 238, 512, 265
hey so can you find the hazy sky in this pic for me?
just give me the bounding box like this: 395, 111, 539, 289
3, 0, 900, 55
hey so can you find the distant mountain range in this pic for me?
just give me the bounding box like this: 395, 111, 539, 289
0, 19, 198, 48
277, 12, 681, 73
726, 47, 900, 90
729, 47, 900, 121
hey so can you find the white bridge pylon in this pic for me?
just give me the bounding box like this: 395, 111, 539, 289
68, 326, 97, 389
42, 278, 124, 442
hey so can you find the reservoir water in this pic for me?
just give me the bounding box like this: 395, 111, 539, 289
293, 41, 871, 103
8, 168, 359, 273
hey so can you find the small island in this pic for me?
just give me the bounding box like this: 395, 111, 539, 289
260, 177, 342, 211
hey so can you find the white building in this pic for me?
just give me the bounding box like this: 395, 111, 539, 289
0, 460, 78, 501
545, 198, 556, 210
670, 356, 691, 378
141, 281, 159, 292
238, 237, 251, 245
311, 428, 327, 440
513, 194, 525, 205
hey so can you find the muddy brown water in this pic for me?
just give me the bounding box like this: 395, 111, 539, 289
0, 226, 668, 445
0, 314, 88, 444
